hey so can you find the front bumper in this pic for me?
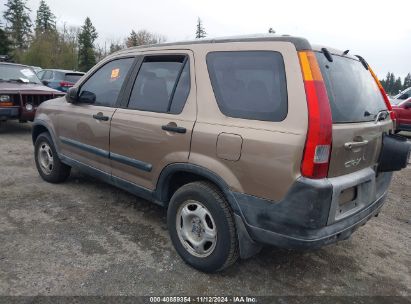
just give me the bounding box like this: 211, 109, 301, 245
0, 107, 19, 120
233, 168, 392, 250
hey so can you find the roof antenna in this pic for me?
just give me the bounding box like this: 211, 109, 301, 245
342, 50, 350, 55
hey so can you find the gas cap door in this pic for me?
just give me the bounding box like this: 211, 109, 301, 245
216, 133, 243, 161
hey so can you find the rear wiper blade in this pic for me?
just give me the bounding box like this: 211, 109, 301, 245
321, 48, 333, 62
355, 55, 369, 70
365, 109, 389, 122
364, 109, 389, 121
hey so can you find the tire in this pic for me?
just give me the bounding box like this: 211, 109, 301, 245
167, 181, 239, 272
34, 132, 71, 183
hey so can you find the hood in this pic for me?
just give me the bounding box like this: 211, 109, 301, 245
0, 82, 61, 93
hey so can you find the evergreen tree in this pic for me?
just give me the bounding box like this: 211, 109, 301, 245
195, 18, 206, 39
393, 77, 402, 94
388, 73, 395, 95
35, 0, 56, 34
78, 17, 98, 72
403, 73, 411, 90
3, 0, 32, 50
0, 22, 12, 56
126, 29, 164, 47
126, 30, 138, 47
109, 41, 124, 54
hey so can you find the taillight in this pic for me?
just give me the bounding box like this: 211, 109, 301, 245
298, 51, 333, 179
59, 81, 74, 87
368, 67, 395, 121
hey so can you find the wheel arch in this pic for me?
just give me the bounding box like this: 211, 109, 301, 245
32, 121, 59, 153
155, 163, 241, 214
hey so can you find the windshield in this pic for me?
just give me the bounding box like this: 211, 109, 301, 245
316, 52, 387, 123
0, 64, 42, 84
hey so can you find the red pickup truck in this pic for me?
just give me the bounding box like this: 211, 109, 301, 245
391, 97, 411, 132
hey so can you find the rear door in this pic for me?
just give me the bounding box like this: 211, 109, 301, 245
109, 51, 196, 191
315, 52, 392, 177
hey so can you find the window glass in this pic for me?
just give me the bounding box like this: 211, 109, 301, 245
78, 58, 134, 107
37, 70, 45, 79
316, 53, 387, 123
398, 92, 410, 100
0, 64, 42, 84
128, 55, 190, 114
206, 51, 288, 121
54, 71, 65, 80
43, 70, 52, 80
64, 73, 84, 83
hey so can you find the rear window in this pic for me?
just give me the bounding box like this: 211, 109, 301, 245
206, 51, 288, 122
64, 73, 83, 83
316, 53, 387, 123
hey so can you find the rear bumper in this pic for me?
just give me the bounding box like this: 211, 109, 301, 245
243, 193, 386, 249
233, 168, 392, 250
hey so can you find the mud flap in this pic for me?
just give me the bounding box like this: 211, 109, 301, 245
377, 134, 411, 172
234, 214, 262, 259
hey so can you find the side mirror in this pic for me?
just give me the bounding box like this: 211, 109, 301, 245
42, 80, 49, 86
66, 87, 79, 104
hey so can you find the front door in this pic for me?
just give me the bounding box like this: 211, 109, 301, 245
57, 57, 136, 174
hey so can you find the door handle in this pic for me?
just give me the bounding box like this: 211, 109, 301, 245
344, 140, 369, 150
161, 123, 187, 134
93, 113, 109, 121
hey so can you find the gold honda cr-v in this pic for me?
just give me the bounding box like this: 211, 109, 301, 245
32, 35, 410, 272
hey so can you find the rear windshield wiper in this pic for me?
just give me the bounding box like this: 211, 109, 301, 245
365, 109, 389, 121
321, 48, 333, 62
355, 55, 369, 70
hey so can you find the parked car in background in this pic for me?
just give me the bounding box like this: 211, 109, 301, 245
0, 62, 64, 123
390, 87, 411, 104
37, 69, 85, 92
392, 97, 411, 132
32, 35, 411, 272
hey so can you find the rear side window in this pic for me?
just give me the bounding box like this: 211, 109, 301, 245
43, 70, 52, 80
54, 71, 65, 80
78, 58, 134, 107
206, 51, 288, 121
64, 73, 83, 83
127, 55, 190, 114
316, 53, 387, 123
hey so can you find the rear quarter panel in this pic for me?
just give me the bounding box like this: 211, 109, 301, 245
189, 42, 308, 201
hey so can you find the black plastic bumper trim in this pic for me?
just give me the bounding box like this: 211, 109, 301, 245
59, 136, 152, 172
243, 193, 386, 249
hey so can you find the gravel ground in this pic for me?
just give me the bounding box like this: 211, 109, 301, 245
0, 121, 410, 297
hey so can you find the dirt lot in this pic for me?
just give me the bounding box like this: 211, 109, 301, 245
0, 121, 410, 297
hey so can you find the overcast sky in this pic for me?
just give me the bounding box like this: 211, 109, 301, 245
1, 0, 410, 79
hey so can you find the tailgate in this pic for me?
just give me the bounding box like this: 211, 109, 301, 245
315, 51, 393, 177
328, 120, 391, 177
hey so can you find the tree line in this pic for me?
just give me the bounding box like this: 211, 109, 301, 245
380, 72, 411, 96
0, 0, 177, 72
5, 0, 407, 89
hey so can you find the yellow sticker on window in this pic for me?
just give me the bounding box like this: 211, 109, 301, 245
111, 68, 120, 79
